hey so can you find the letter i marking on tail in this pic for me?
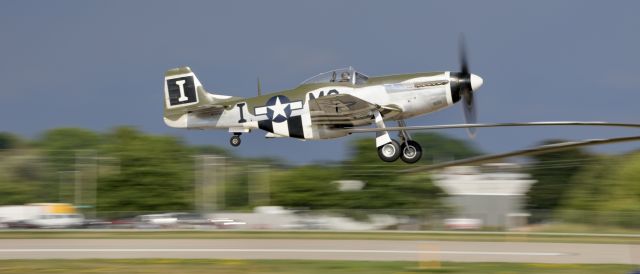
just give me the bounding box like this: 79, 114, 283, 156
176, 80, 188, 102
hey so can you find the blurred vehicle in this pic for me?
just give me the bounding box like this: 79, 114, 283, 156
135, 213, 178, 228
173, 212, 216, 228
444, 218, 482, 230
81, 218, 112, 229
132, 212, 229, 229
108, 217, 137, 229
0, 203, 84, 228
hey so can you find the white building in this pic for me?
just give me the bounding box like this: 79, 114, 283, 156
432, 164, 536, 228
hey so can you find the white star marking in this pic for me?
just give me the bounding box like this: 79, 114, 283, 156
268, 96, 287, 119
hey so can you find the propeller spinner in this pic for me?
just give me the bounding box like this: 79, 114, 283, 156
449, 36, 483, 138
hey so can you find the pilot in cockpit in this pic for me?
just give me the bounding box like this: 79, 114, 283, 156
339, 72, 351, 82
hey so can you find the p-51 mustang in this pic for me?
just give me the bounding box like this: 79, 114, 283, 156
163, 45, 640, 166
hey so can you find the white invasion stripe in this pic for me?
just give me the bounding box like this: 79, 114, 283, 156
0, 249, 569, 256
255, 106, 267, 115
272, 120, 289, 137
301, 111, 314, 139
289, 101, 303, 110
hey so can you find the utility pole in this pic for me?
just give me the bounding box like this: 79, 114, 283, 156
249, 164, 270, 207
196, 155, 226, 214
194, 155, 202, 213
74, 150, 98, 218
58, 171, 77, 203
74, 166, 81, 207
204, 155, 217, 213
89, 150, 97, 219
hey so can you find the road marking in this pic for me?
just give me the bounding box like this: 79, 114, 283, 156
0, 249, 570, 256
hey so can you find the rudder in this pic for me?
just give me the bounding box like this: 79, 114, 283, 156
164, 66, 206, 111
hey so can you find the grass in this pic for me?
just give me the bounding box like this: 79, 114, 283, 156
1, 230, 639, 244
532, 223, 640, 234
0, 259, 635, 274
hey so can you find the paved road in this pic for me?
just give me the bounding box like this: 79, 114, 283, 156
0, 239, 638, 264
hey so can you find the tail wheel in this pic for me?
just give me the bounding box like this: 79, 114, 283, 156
400, 140, 422, 164
230, 135, 241, 147
377, 140, 401, 162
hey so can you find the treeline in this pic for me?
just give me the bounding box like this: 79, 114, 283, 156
0, 128, 478, 218
1, 128, 639, 227
0, 128, 196, 215
525, 141, 640, 227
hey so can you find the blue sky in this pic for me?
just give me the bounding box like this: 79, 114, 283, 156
1, 1, 639, 163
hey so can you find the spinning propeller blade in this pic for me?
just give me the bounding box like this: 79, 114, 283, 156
460, 35, 476, 137
450, 35, 482, 138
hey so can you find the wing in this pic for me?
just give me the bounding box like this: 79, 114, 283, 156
309, 94, 401, 127
402, 135, 640, 173
343, 121, 640, 133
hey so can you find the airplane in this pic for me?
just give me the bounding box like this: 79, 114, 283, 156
163, 42, 640, 166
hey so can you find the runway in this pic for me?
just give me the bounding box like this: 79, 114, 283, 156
0, 239, 637, 264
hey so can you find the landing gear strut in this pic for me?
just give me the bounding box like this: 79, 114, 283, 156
230, 133, 242, 147
400, 140, 422, 163
373, 115, 423, 164
397, 120, 422, 164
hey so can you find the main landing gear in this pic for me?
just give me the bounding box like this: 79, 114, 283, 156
377, 133, 423, 164
378, 140, 401, 162
230, 133, 242, 147
399, 139, 422, 164
376, 119, 423, 164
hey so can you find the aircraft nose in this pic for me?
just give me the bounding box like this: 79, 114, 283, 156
470, 74, 483, 91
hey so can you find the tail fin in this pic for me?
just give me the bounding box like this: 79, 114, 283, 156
163, 66, 213, 111
163, 66, 237, 128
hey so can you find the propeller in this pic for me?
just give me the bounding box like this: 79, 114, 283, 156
450, 35, 483, 138
460, 36, 476, 138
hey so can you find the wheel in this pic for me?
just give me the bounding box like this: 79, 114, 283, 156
377, 139, 401, 162
400, 140, 422, 164
230, 135, 241, 147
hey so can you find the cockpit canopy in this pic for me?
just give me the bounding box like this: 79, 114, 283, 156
300, 67, 369, 85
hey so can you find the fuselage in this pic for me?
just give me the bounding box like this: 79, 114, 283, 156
164, 68, 480, 140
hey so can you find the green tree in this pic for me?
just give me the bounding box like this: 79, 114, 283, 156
224, 158, 284, 210
412, 133, 483, 163
269, 133, 470, 218
525, 140, 593, 220
0, 132, 23, 150
190, 145, 233, 158
37, 128, 100, 172
337, 173, 448, 218
270, 165, 343, 209
559, 153, 640, 227
0, 150, 47, 205
97, 127, 194, 216
344, 132, 481, 183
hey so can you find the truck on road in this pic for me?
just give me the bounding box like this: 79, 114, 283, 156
0, 203, 84, 228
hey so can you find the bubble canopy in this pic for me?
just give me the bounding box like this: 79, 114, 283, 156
300, 67, 369, 85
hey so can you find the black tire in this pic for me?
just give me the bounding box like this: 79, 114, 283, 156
400, 140, 422, 164
230, 135, 241, 147
377, 139, 401, 162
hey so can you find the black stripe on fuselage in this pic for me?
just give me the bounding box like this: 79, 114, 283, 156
258, 120, 273, 133
288, 115, 304, 138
